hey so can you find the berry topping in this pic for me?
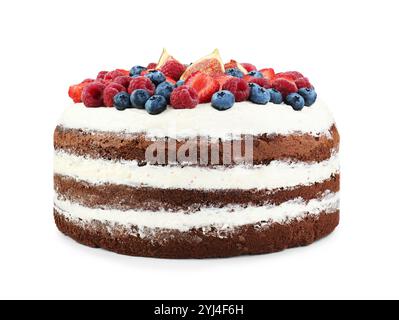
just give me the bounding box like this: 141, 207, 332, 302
181, 49, 225, 81
113, 76, 131, 89
274, 71, 304, 81
130, 66, 146, 77
213, 75, 233, 88
271, 78, 298, 97
224, 60, 248, 74
104, 70, 126, 81
113, 92, 131, 110
155, 81, 175, 102
222, 78, 250, 102
225, 68, 244, 78
145, 70, 166, 85
285, 93, 305, 111
297, 88, 317, 106
130, 89, 151, 109
96, 71, 108, 80
147, 62, 157, 69
82, 82, 106, 107
247, 70, 263, 78
185, 72, 219, 103
68, 79, 94, 103
128, 76, 155, 95
145, 95, 168, 115
249, 83, 271, 105
165, 76, 177, 85
170, 85, 199, 109
241, 63, 257, 72
267, 89, 283, 104
175, 80, 185, 87
211, 90, 235, 111
259, 68, 275, 80
248, 77, 272, 89
295, 77, 312, 89
158, 59, 186, 81
103, 83, 126, 107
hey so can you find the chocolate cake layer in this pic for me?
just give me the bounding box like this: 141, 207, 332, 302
54, 125, 339, 165
54, 174, 339, 211
54, 210, 339, 259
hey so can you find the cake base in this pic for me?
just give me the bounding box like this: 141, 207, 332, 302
54, 210, 339, 259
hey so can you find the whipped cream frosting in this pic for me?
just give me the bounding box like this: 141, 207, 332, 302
58, 100, 335, 139
54, 192, 339, 234
54, 150, 339, 190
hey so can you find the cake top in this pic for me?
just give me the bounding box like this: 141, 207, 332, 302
68, 49, 318, 115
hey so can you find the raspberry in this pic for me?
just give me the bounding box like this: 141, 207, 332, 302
82, 82, 106, 107
113, 76, 131, 89
185, 72, 219, 103
272, 78, 298, 97
68, 79, 94, 103
295, 77, 312, 89
222, 78, 250, 102
103, 83, 126, 107
274, 71, 303, 81
213, 75, 233, 88
170, 85, 199, 109
147, 62, 157, 69
248, 77, 272, 89
241, 63, 257, 72
115, 69, 130, 76
127, 76, 155, 95
96, 71, 108, 80
104, 70, 125, 81
159, 59, 186, 81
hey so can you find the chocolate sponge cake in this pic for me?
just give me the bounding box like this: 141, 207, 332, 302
54, 51, 339, 258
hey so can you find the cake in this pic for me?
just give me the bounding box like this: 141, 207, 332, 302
54, 49, 340, 258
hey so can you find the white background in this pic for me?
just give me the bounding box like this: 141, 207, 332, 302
1, 0, 398, 300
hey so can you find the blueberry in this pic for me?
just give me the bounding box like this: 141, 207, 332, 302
113, 92, 131, 110
285, 93, 305, 111
155, 82, 174, 102
145, 70, 166, 85
267, 88, 283, 104
129, 65, 146, 77
249, 83, 270, 104
130, 89, 150, 109
247, 70, 263, 78
225, 68, 244, 78
145, 95, 168, 115
297, 88, 317, 106
175, 80, 185, 87
211, 90, 235, 111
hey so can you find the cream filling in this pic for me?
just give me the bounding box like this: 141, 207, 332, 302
54, 150, 339, 190
54, 192, 339, 233
58, 100, 336, 140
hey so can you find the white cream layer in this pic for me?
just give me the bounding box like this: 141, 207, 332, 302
54, 150, 339, 190
58, 100, 335, 139
54, 192, 339, 233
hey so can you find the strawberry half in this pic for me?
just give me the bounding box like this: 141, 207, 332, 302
68, 79, 94, 103
259, 68, 275, 79
185, 71, 220, 103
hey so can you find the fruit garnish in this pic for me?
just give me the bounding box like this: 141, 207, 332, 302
274, 71, 303, 81
155, 48, 186, 81
247, 77, 272, 89
213, 75, 234, 88
82, 82, 106, 107
104, 70, 126, 81
224, 60, 248, 75
165, 76, 177, 85
271, 78, 298, 97
113, 76, 131, 89
180, 49, 225, 81
128, 76, 155, 95
222, 78, 250, 102
185, 71, 219, 103
241, 63, 257, 72
96, 71, 108, 80
295, 77, 312, 89
297, 88, 317, 106
170, 85, 199, 109
249, 83, 271, 105
259, 68, 275, 79
285, 93, 305, 111
211, 90, 235, 111
103, 83, 126, 107
68, 79, 94, 103
147, 62, 157, 69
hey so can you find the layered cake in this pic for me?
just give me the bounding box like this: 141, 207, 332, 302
54, 49, 340, 258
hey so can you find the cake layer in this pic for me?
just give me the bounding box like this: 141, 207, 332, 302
57, 101, 335, 139
54, 210, 339, 258
54, 150, 339, 190
54, 192, 339, 232
54, 125, 339, 164
54, 174, 339, 211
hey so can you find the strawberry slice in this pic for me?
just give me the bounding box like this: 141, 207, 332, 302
259, 68, 275, 80
185, 71, 220, 103
68, 79, 94, 103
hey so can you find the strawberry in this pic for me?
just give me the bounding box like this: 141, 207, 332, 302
295, 77, 312, 89
259, 68, 275, 80
68, 79, 94, 103
272, 78, 298, 97
241, 63, 257, 72
185, 72, 220, 103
